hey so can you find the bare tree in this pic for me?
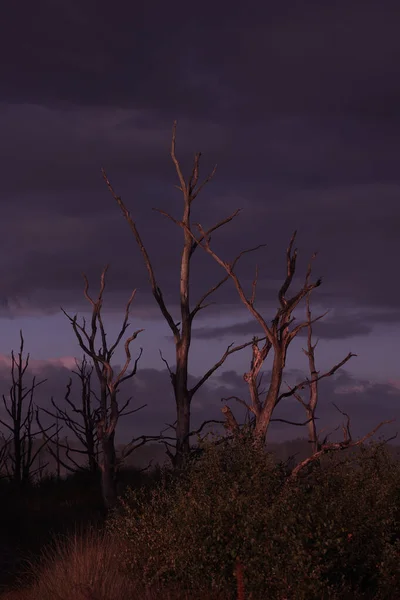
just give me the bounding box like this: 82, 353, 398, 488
181, 226, 348, 443
0, 331, 53, 486
102, 122, 257, 466
61, 266, 144, 508
36, 356, 101, 475
283, 261, 356, 454
183, 224, 396, 461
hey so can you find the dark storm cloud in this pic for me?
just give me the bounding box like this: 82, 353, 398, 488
2, 0, 400, 119
0, 0, 234, 117
193, 309, 400, 341
0, 0, 400, 326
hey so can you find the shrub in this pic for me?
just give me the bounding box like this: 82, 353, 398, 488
270, 442, 400, 599
108, 434, 287, 596
108, 435, 400, 599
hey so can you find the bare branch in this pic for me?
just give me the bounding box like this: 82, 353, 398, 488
289, 418, 395, 480
189, 209, 242, 257
183, 419, 225, 442
190, 273, 230, 319
221, 394, 253, 412
189, 337, 266, 398
170, 121, 217, 204
250, 265, 259, 306
101, 168, 180, 341
270, 417, 316, 426
278, 351, 356, 403
170, 121, 187, 195
159, 349, 175, 382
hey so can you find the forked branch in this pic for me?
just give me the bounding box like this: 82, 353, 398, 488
288, 412, 395, 480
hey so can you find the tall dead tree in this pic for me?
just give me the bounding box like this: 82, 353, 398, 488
37, 356, 101, 475
0, 331, 52, 486
62, 266, 144, 508
102, 122, 257, 466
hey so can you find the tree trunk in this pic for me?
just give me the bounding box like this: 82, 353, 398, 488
254, 402, 275, 444
254, 353, 284, 443
13, 434, 21, 486
173, 353, 191, 467
174, 396, 191, 467
101, 432, 117, 509
307, 407, 318, 454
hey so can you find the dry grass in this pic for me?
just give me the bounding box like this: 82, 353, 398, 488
0, 528, 231, 600
1, 528, 137, 600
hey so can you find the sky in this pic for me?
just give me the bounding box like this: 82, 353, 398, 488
0, 0, 400, 448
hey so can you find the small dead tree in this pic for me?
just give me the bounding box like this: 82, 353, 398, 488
61, 266, 144, 508
0, 331, 52, 486
283, 261, 356, 454
102, 122, 257, 466
36, 356, 101, 475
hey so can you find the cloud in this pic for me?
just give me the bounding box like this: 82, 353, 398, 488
0, 0, 399, 353
192, 309, 400, 341
0, 346, 398, 450
0, 353, 77, 374
1, 0, 399, 120
1, 108, 400, 321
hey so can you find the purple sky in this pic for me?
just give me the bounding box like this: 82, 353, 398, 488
1, 0, 400, 445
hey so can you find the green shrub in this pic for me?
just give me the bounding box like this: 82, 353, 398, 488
107, 435, 400, 599
266, 443, 400, 599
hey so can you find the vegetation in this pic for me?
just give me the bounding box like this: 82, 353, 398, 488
105, 435, 400, 599
1, 438, 400, 598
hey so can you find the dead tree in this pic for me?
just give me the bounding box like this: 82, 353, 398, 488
283, 261, 356, 454
61, 266, 144, 508
102, 122, 257, 466
0, 331, 53, 486
36, 356, 101, 475
183, 227, 395, 472
182, 226, 345, 443
185, 224, 394, 455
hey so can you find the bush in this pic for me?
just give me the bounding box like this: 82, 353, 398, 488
271, 443, 400, 599
108, 434, 286, 596
107, 435, 400, 599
